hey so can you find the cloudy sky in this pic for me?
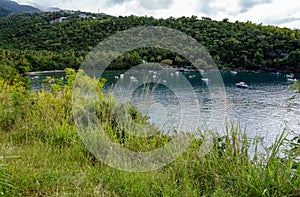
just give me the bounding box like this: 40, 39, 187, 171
15, 0, 300, 29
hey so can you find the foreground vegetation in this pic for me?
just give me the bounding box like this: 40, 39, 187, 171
0, 11, 299, 72
0, 67, 299, 196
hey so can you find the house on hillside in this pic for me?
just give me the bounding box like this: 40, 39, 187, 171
50, 17, 67, 24
78, 13, 88, 18
78, 13, 96, 19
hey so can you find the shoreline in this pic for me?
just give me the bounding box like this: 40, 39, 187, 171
24, 70, 65, 75
23, 68, 299, 75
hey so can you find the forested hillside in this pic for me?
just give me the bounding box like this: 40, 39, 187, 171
0, 11, 299, 72
0, 0, 39, 17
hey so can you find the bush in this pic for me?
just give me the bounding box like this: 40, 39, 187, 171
160, 59, 173, 66
0, 68, 299, 196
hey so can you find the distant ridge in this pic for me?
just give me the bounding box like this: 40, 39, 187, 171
42, 7, 61, 12
0, 0, 40, 17
28, 3, 61, 12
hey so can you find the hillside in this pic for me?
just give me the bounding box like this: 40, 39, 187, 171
0, 11, 299, 72
0, 0, 39, 17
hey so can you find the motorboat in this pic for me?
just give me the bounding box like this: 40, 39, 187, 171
236, 82, 248, 88
287, 78, 297, 83
272, 72, 281, 76
201, 78, 210, 82
286, 73, 294, 78
230, 71, 238, 75
286, 74, 297, 83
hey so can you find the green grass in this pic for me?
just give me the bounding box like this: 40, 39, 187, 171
0, 69, 299, 196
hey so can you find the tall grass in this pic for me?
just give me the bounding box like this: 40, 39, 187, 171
0, 161, 14, 195
0, 68, 299, 196
0, 164, 7, 194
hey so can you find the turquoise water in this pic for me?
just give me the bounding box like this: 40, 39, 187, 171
29, 70, 300, 147
29, 72, 66, 91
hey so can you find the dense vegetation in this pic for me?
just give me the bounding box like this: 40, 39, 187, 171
0, 11, 299, 72
0, 66, 299, 196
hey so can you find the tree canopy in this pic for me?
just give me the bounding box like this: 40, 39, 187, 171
0, 11, 299, 72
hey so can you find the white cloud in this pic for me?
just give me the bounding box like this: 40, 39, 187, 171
197, 0, 240, 16
235, 0, 300, 28
15, 0, 300, 29
138, 0, 174, 10
238, 0, 272, 13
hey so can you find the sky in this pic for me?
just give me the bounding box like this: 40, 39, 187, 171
15, 0, 300, 29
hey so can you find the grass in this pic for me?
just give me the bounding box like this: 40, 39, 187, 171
0, 68, 299, 196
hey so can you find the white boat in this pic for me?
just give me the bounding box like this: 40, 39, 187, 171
130, 76, 137, 81
286, 73, 294, 78
236, 82, 248, 88
202, 78, 210, 82
287, 78, 297, 83
272, 72, 281, 76
230, 71, 238, 75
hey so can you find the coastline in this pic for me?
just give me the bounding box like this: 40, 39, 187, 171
24, 70, 65, 75
23, 66, 299, 75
